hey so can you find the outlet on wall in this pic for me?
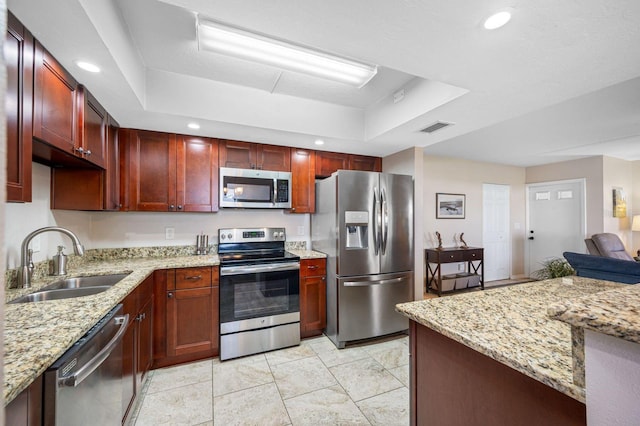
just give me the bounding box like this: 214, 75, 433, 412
458, 263, 464, 271
165, 227, 175, 240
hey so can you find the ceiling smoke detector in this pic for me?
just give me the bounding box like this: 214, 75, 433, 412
420, 121, 453, 134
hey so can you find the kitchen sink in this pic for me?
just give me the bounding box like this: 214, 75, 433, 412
9, 273, 130, 304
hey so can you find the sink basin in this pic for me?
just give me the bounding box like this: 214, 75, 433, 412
9, 273, 130, 304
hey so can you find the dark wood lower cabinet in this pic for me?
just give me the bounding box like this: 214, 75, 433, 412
122, 275, 154, 424
300, 258, 327, 338
5, 375, 42, 426
409, 321, 586, 426
153, 267, 219, 369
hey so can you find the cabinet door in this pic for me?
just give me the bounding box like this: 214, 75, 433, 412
257, 144, 291, 171
127, 130, 177, 211
290, 148, 316, 213
300, 275, 327, 334
5, 13, 33, 203
33, 40, 80, 154
166, 287, 217, 357
105, 115, 120, 210
137, 297, 154, 386
219, 139, 256, 169
315, 151, 348, 178
349, 154, 381, 172
121, 316, 136, 423
176, 136, 219, 212
5, 375, 42, 426
79, 87, 108, 168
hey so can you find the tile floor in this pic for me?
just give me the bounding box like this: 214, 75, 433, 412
129, 334, 410, 426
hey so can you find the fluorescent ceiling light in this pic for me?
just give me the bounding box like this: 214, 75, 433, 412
76, 61, 100, 73
197, 18, 378, 88
187, 122, 200, 129
484, 11, 512, 30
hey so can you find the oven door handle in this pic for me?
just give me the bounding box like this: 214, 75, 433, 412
58, 314, 129, 388
221, 262, 300, 276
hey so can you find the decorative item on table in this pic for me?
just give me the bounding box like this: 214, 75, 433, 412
196, 233, 209, 255
459, 232, 468, 249
436, 193, 465, 219
435, 231, 443, 250
613, 187, 627, 218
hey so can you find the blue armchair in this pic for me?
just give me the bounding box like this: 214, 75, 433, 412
563, 252, 640, 284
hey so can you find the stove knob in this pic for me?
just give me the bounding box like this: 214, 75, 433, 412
220, 234, 225, 240
227, 233, 233, 240
278, 232, 285, 239
273, 232, 278, 239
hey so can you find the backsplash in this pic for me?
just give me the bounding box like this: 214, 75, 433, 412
5, 242, 307, 288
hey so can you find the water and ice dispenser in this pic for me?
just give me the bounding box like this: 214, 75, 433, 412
345, 211, 369, 249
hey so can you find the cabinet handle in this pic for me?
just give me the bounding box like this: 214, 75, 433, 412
291, 208, 296, 212
76, 147, 85, 154
168, 292, 174, 298
169, 205, 175, 210
85, 150, 92, 156
178, 205, 183, 210
307, 265, 318, 270
185, 275, 202, 280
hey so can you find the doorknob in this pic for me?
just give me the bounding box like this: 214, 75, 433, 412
528, 237, 534, 240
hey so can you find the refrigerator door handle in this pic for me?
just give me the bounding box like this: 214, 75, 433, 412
381, 187, 388, 255
343, 277, 405, 287
372, 187, 379, 254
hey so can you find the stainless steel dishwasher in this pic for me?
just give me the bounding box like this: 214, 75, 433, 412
43, 304, 129, 426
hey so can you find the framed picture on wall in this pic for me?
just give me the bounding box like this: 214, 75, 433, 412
436, 193, 465, 219
613, 187, 627, 218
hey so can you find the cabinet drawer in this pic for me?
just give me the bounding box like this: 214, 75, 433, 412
439, 251, 464, 263
301, 258, 326, 277
175, 267, 212, 289
464, 249, 483, 261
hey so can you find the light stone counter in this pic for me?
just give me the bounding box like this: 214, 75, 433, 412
286, 249, 327, 259
396, 277, 623, 403
3, 254, 219, 405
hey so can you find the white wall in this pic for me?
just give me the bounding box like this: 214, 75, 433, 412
4, 163, 310, 269
633, 161, 640, 256
423, 155, 526, 279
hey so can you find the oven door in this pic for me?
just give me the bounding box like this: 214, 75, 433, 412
219, 262, 300, 333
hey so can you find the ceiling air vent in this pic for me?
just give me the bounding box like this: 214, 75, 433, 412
420, 121, 453, 134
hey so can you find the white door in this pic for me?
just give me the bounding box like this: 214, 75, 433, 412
483, 184, 511, 281
526, 180, 585, 277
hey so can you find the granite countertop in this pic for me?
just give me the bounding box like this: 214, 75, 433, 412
396, 277, 623, 403
3, 248, 325, 405
548, 282, 640, 344
287, 249, 327, 259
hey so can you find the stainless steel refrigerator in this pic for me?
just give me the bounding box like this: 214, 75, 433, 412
312, 170, 414, 348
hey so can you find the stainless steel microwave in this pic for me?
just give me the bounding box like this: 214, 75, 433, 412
219, 167, 292, 208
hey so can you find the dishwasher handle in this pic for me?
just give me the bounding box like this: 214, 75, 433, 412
58, 314, 129, 388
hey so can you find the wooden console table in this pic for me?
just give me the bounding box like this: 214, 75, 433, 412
425, 247, 484, 296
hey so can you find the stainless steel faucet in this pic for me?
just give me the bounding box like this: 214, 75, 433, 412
17, 226, 85, 288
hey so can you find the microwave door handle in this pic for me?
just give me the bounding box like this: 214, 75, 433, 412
273, 184, 277, 205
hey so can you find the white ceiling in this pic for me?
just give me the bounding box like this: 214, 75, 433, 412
8, 0, 640, 166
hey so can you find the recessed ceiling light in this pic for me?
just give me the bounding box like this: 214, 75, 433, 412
187, 122, 201, 130
75, 61, 101, 73
314, 139, 325, 146
484, 11, 512, 30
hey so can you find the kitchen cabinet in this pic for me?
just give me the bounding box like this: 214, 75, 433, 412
50, 114, 120, 211
300, 258, 327, 338
5, 12, 34, 203
315, 151, 382, 178
219, 139, 291, 171
122, 274, 154, 424
153, 266, 219, 368
78, 86, 108, 168
121, 129, 219, 212
5, 375, 42, 426
290, 148, 316, 213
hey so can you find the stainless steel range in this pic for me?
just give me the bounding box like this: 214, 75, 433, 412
218, 227, 301, 361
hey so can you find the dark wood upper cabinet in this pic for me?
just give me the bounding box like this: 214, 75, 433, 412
79, 87, 108, 168
315, 151, 349, 178
5, 12, 34, 203
33, 40, 80, 155
176, 136, 219, 212
349, 154, 382, 173
315, 151, 382, 178
105, 115, 120, 210
121, 129, 219, 212
290, 148, 316, 214
220, 140, 290, 171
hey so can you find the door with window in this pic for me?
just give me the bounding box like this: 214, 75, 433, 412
526, 180, 585, 277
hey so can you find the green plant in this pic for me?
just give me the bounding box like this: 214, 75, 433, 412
532, 258, 575, 280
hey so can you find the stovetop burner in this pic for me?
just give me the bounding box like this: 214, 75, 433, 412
217, 227, 300, 266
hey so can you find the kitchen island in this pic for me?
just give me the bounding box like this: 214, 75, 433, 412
396, 277, 623, 426
3, 247, 325, 406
